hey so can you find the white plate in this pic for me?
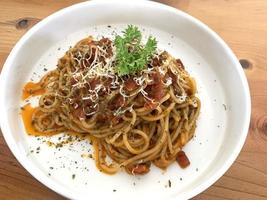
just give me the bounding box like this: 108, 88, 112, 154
0, 1, 251, 200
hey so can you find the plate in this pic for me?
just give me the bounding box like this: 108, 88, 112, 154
0, 1, 251, 200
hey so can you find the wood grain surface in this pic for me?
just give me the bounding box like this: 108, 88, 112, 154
0, 0, 266, 199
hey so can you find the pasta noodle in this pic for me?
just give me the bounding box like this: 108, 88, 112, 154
22, 35, 200, 175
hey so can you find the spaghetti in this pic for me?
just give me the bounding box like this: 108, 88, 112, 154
22, 33, 200, 175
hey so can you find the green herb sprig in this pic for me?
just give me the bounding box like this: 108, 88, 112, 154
114, 25, 157, 76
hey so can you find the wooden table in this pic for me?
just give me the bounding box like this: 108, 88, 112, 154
0, 0, 266, 199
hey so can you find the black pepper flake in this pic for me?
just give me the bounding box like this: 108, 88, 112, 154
196, 168, 199, 172
222, 104, 227, 110
36, 147, 40, 151
113, 189, 116, 192
48, 173, 51, 176
43, 68, 48, 72
168, 42, 171, 45
180, 178, 182, 181
72, 174, 76, 179
67, 136, 73, 142
74, 161, 77, 164
107, 25, 111, 28
56, 143, 63, 148
133, 182, 136, 186
168, 180, 171, 188
57, 47, 61, 50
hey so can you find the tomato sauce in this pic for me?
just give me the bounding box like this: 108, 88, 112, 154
22, 81, 45, 100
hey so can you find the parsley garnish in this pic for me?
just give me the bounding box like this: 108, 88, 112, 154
115, 25, 157, 76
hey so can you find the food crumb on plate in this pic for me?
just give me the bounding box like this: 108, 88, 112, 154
72, 174, 76, 179
168, 180, 171, 188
